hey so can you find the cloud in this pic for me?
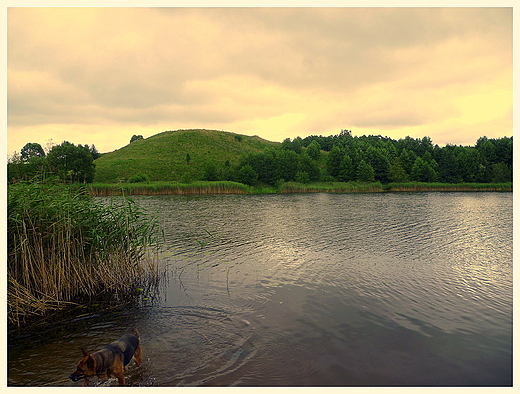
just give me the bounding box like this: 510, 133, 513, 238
7, 7, 512, 153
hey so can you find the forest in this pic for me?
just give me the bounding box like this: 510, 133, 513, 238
7, 130, 513, 187
234, 131, 512, 186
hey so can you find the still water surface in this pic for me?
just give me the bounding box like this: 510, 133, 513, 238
8, 193, 513, 386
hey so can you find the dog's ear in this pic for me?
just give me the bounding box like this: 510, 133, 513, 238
86, 355, 96, 369
81, 348, 88, 357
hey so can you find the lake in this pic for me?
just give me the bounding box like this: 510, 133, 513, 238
8, 192, 513, 386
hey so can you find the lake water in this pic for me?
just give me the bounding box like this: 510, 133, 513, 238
8, 192, 513, 386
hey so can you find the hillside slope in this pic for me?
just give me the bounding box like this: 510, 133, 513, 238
93, 129, 279, 183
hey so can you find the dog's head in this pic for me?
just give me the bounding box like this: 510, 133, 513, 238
69, 348, 96, 382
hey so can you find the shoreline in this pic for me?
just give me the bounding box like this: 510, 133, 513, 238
86, 181, 512, 196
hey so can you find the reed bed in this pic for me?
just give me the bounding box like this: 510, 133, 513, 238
385, 182, 513, 192
280, 181, 385, 193
88, 181, 251, 196
7, 183, 163, 328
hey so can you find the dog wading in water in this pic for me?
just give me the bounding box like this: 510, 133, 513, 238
69, 328, 142, 386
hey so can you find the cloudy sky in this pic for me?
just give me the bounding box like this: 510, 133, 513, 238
7, 6, 512, 155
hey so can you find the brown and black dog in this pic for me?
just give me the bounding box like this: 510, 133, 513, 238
69, 328, 142, 386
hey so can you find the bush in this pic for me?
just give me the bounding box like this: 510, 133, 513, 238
295, 171, 310, 184
237, 164, 258, 186
128, 173, 150, 183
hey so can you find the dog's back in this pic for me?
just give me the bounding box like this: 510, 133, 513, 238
105, 331, 140, 366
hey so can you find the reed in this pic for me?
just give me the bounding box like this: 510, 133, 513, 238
385, 182, 513, 192
280, 181, 385, 193
88, 181, 251, 196
7, 183, 163, 328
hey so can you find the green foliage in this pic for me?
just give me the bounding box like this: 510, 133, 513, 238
237, 164, 258, 186
295, 171, 311, 184
46, 141, 96, 183
13, 130, 513, 188
130, 134, 144, 143
180, 171, 193, 184
356, 159, 376, 182
411, 157, 437, 182
281, 137, 303, 154
306, 140, 321, 160
338, 154, 355, 182
20, 142, 45, 161
388, 158, 409, 183
128, 173, 150, 183
326, 146, 344, 178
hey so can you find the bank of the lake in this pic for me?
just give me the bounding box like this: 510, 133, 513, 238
87, 181, 512, 196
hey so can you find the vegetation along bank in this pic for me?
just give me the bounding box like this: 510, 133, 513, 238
7, 183, 163, 330
8, 129, 512, 190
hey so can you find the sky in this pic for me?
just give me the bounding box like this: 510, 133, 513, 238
6, 6, 513, 155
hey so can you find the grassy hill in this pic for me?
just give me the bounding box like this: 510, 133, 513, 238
93, 129, 279, 183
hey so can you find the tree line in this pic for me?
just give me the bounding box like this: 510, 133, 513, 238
228, 131, 512, 185
8, 141, 100, 183
8, 131, 512, 186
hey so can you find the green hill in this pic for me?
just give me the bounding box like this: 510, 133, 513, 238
93, 129, 279, 183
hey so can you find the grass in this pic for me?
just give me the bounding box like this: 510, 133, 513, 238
7, 182, 163, 328
385, 182, 513, 192
87, 180, 513, 196
88, 181, 252, 196
93, 129, 279, 183
279, 181, 385, 193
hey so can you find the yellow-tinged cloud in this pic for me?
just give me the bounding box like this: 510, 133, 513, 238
7, 7, 512, 154
455, 90, 512, 126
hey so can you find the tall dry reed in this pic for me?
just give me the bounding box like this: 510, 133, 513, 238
7, 183, 162, 327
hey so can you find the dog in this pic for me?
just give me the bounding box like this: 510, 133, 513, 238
69, 328, 142, 386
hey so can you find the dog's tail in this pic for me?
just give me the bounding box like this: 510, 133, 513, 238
133, 328, 140, 339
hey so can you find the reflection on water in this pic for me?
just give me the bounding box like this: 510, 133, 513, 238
8, 193, 513, 386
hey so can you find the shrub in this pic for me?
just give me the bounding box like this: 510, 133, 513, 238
128, 173, 150, 183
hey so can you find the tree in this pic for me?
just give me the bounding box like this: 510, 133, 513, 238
89, 144, 101, 160
410, 157, 436, 182
298, 153, 321, 182
130, 135, 144, 143
202, 162, 219, 181
399, 148, 418, 175
295, 171, 310, 183
437, 146, 460, 183
326, 146, 344, 178
491, 162, 512, 183
388, 158, 408, 183
306, 140, 321, 161
338, 154, 355, 182
20, 142, 45, 162
281, 137, 303, 154
46, 141, 95, 183
356, 160, 375, 182
276, 150, 299, 181
237, 164, 258, 186
455, 148, 485, 182
365, 146, 390, 183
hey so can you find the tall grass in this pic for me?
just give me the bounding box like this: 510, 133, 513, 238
7, 183, 163, 328
385, 182, 513, 192
88, 181, 251, 196
280, 181, 385, 193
